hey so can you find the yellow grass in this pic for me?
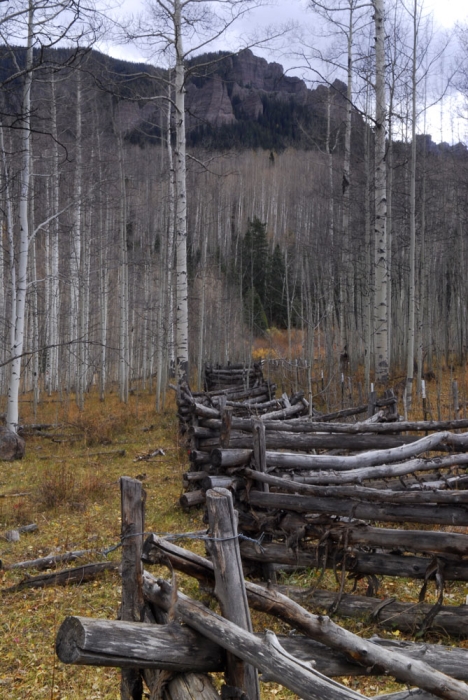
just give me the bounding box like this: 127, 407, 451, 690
0, 373, 467, 699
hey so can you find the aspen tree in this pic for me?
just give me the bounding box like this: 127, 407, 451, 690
372, 0, 389, 383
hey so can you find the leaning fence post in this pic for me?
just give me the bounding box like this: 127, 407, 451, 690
205, 487, 261, 700
120, 476, 146, 700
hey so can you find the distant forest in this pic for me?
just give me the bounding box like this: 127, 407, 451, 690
0, 42, 467, 411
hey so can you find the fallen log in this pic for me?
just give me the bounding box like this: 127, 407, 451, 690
2, 562, 117, 592
3, 549, 93, 571
248, 490, 468, 526
144, 572, 468, 700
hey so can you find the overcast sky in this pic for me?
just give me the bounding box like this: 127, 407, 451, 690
98, 0, 468, 143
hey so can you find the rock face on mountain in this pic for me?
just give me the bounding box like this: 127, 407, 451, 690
108, 48, 348, 149
187, 74, 236, 127
185, 49, 310, 129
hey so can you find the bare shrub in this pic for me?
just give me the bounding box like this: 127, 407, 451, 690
34, 466, 107, 510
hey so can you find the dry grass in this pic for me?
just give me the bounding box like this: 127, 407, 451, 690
0, 368, 467, 700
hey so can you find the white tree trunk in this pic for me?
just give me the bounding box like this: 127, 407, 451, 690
174, 0, 189, 381
6, 2, 34, 432
406, 0, 418, 409
69, 70, 82, 395
373, 0, 389, 383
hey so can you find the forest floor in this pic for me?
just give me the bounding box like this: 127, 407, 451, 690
1, 377, 468, 700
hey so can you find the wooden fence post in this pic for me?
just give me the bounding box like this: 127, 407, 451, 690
120, 476, 146, 700
252, 418, 277, 583
205, 487, 261, 700
368, 384, 377, 418
220, 406, 233, 448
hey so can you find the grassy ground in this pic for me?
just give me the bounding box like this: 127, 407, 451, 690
0, 381, 467, 699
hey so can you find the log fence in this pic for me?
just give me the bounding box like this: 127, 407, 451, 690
56, 477, 468, 700
55, 363, 468, 698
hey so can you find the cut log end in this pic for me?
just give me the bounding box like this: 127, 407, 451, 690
56, 616, 84, 664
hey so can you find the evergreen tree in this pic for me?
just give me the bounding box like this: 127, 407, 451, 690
267, 244, 288, 327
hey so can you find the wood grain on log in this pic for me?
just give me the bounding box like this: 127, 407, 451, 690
120, 477, 146, 700
56, 616, 225, 671
244, 469, 468, 504
206, 488, 260, 699
239, 541, 468, 582
271, 455, 468, 483
248, 490, 468, 526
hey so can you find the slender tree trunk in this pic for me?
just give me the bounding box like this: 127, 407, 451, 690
6, 2, 34, 432
174, 0, 189, 381
406, 0, 418, 409
373, 0, 389, 384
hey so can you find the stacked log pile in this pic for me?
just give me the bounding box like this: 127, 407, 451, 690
181, 381, 468, 635
177, 362, 312, 506
56, 479, 468, 700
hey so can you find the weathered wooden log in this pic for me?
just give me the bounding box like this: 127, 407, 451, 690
201, 476, 241, 491
201, 417, 468, 435
199, 432, 426, 452
371, 691, 436, 700
243, 469, 468, 504
120, 477, 146, 700
269, 454, 468, 481
260, 403, 307, 421
183, 471, 208, 486
57, 611, 468, 682
143, 575, 364, 700
189, 450, 211, 466
277, 419, 468, 434
321, 523, 468, 557
263, 432, 468, 469
210, 448, 253, 468
4, 549, 92, 571
193, 403, 220, 419
206, 488, 260, 699
239, 541, 468, 582
282, 587, 468, 637
192, 383, 276, 401
2, 561, 117, 591
220, 407, 232, 448
248, 490, 468, 526
179, 490, 205, 508
144, 573, 468, 700
56, 617, 225, 671
143, 536, 468, 642
164, 674, 221, 699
